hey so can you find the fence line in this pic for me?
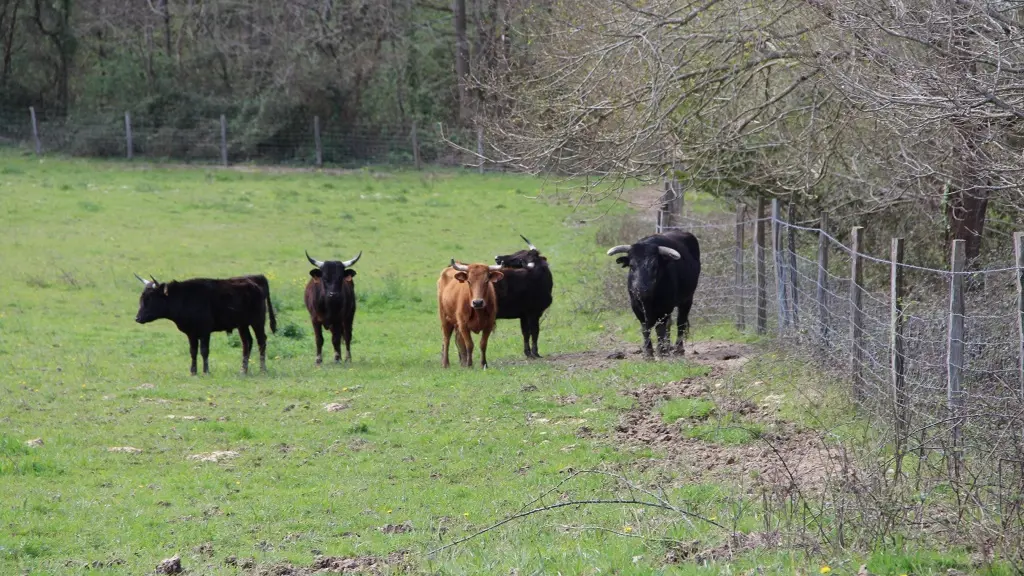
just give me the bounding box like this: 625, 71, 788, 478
660, 198, 1024, 504
0, 106, 492, 170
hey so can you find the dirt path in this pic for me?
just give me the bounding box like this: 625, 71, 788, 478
609, 340, 833, 491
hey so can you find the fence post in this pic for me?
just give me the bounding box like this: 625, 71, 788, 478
787, 202, 800, 332
771, 199, 788, 334
850, 226, 865, 400
1016, 232, 1024, 399
220, 114, 228, 167
314, 116, 323, 167
735, 204, 746, 331
29, 107, 41, 155
477, 126, 484, 174
816, 212, 830, 353
948, 239, 966, 475
411, 120, 422, 170
124, 111, 133, 160
891, 237, 908, 476
755, 197, 767, 335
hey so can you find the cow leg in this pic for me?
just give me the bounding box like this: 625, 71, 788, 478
441, 321, 454, 369
654, 317, 670, 357
253, 322, 268, 372
199, 334, 211, 374
330, 326, 343, 363
312, 322, 325, 365
188, 335, 199, 375
342, 321, 353, 364
530, 315, 542, 359
458, 325, 475, 368
455, 330, 468, 366
479, 327, 492, 369
239, 326, 253, 375
519, 317, 532, 358
640, 323, 655, 359
675, 298, 694, 355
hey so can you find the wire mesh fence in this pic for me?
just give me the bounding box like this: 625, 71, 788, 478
663, 198, 1024, 524
0, 105, 491, 171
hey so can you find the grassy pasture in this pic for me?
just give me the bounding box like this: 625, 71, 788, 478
0, 151, 718, 574
0, 151, 1008, 575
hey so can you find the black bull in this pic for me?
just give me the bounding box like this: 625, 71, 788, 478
607, 231, 701, 357
134, 274, 277, 374
304, 249, 361, 364
494, 235, 554, 358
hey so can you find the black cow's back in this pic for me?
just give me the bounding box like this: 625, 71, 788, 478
166, 278, 268, 335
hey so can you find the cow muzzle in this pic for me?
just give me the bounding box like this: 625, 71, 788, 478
470, 299, 486, 309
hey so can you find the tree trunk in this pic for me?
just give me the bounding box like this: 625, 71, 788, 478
946, 186, 988, 264
1, 0, 19, 86
160, 0, 172, 55
454, 0, 470, 122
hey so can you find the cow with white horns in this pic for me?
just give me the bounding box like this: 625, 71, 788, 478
304, 249, 361, 364
493, 235, 554, 358
606, 231, 701, 358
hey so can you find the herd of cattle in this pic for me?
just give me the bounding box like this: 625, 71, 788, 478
133, 231, 701, 374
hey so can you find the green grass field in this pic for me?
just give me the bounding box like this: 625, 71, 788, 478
0, 151, 1007, 575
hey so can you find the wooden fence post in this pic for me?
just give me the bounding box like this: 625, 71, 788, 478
477, 126, 484, 174
124, 111, 133, 160
220, 114, 228, 167
948, 239, 966, 475
735, 204, 746, 331
787, 202, 800, 331
314, 116, 323, 167
891, 237, 908, 475
411, 120, 422, 170
755, 197, 767, 335
771, 199, 788, 334
29, 107, 41, 155
817, 212, 830, 352
850, 226, 865, 400
1016, 232, 1024, 399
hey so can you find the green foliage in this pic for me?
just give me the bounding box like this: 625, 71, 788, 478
660, 398, 716, 422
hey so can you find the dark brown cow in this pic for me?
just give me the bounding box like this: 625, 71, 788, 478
304, 250, 361, 364
134, 273, 277, 375
437, 259, 504, 368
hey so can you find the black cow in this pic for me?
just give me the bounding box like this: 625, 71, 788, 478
494, 235, 554, 358
304, 249, 361, 364
606, 231, 701, 358
134, 273, 277, 375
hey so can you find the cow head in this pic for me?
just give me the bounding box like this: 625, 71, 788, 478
495, 235, 546, 269
134, 273, 169, 324
306, 250, 361, 300
606, 243, 681, 300
450, 260, 504, 309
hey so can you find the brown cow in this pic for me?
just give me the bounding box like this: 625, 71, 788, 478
437, 259, 504, 368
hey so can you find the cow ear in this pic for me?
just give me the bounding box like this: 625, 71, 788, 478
488, 270, 504, 283
343, 269, 357, 278
616, 256, 630, 268
309, 268, 322, 278
454, 271, 468, 283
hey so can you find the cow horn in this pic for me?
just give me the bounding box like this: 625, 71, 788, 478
488, 264, 503, 271
450, 259, 469, 272
606, 245, 630, 256
658, 246, 681, 260
527, 262, 536, 269
342, 251, 362, 267
134, 273, 151, 286
149, 275, 159, 284
305, 250, 324, 267
520, 234, 537, 251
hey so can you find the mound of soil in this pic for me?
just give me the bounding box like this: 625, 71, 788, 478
247, 552, 409, 575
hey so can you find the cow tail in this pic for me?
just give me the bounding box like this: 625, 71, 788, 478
264, 281, 278, 334
682, 234, 701, 264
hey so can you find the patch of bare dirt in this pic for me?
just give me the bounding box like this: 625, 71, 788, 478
246, 551, 410, 575
107, 446, 142, 454
613, 341, 833, 489
378, 521, 413, 534
188, 450, 239, 463
324, 402, 349, 412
